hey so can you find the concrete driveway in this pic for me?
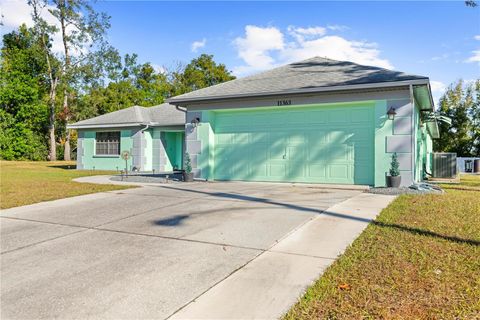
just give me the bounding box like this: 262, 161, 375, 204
0, 182, 389, 319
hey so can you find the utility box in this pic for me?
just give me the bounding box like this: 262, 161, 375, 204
433, 153, 457, 178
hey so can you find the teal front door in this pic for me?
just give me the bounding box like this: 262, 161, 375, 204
213, 104, 375, 185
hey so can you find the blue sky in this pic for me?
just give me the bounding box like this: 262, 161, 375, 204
2, 1, 480, 105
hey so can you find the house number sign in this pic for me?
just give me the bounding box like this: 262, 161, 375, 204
277, 99, 292, 106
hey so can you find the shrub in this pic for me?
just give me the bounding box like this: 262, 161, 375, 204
389, 152, 400, 177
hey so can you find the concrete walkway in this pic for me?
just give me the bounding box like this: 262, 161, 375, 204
170, 193, 395, 320
74, 175, 371, 191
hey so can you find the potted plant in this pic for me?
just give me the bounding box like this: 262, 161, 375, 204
183, 152, 194, 182
387, 152, 401, 187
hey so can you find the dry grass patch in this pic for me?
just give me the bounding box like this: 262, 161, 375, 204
0, 161, 133, 209
285, 175, 480, 320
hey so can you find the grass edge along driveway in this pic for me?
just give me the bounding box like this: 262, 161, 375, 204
1, 161, 132, 209
284, 174, 480, 320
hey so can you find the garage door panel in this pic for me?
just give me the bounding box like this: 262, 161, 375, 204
288, 132, 306, 144
307, 132, 328, 145
351, 108, 371, 123
328, 164, 350, 179
213, 105, 374, 185
308, 164, 327, 178
217, 133, 234, 144
306, 110, 327, 124
235, 133, 250, 144
269, 163, 286, 177
251, 132, 268, 143
289, 112, 307, 124
329, 109, 349, 123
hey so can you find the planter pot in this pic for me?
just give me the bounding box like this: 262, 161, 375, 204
183, 172, 194, 182
386, 175, 401, 188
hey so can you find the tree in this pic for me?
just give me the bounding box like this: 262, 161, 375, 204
465, 0, 478, 7
434, 79, 479, 156
471, 80, 480, 155
29, 0, 60, 160
0, 25, 49, 160
78, 53, 172, 118
170, 54, 235, 95
47, 0, 111, 160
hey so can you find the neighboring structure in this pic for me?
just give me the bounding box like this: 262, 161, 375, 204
67, 103, 185, 172
457, 157, 480, 173
167, 57, 440, 187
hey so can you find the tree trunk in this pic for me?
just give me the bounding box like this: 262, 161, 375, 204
63, 90, 71, 161
32, 2, 57, 161
64, 129, 71, 161
60, 1, 71, 161
47, 74, 57, 161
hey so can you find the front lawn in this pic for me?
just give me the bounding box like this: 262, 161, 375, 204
285, 174, 480, 319
0, 161, 132, 209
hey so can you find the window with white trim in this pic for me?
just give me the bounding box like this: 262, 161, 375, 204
95, 132, 120, 155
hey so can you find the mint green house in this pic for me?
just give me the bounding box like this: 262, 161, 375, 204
70, 57, 441, 187
167, 57, 441, 187
67, 103, 185, 172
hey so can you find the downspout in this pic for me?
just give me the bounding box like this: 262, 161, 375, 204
409, 84, 416, 184
175, 105, 188, 172
175, 105, 187, 113
138, 123, 152, 171
140, 123, 151, 133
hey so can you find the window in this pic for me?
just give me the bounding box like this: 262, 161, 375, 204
95, 132, 120, 155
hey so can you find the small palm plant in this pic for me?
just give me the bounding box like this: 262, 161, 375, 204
183, 152, 193, 182
184, 152, 192, 174
387, 152, 402, 187
389, 152, 400, 177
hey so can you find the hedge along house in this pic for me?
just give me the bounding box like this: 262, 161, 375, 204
168, 57, 440, 187
67, 103, 185, 172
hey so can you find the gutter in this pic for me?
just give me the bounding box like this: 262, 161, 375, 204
66, 123, 143, 130
167, 79, 431, 105
66, 122, 184, 130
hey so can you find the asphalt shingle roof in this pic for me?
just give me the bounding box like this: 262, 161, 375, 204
168, 57, 429, 103
67, 103, 185, 129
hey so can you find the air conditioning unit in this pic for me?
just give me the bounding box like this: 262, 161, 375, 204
432, 153, 457, 178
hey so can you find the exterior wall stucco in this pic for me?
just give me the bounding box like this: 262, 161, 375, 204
374, 98, 414, 187
78, 129, 134, 171
77, 127, 183, 172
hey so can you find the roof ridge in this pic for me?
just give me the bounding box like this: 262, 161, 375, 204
132, 105, 145, 123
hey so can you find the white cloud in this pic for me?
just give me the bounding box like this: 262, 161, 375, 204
233, 25, 284, 74
430, 80, 446, 93
287, 26, 326, 43
466, 50, 480, 63
430, 80, 446, 106
232, 24, 392, 76
327, 24, 349, 31
474, 35, 480, 41
191, 38, 206, 53
0, 0, 66, 53
282, 35, 392, 69
151, 64, 166, 74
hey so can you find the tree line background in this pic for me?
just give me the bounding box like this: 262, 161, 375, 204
1, 0, 478, 161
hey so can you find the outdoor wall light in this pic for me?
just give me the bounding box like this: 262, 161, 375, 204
190, 117, 200, 128
387, 107, 397, 120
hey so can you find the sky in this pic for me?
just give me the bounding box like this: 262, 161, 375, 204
1, 0, 479, 106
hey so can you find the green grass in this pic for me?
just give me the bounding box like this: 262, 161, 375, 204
0, 161, 133, 209
284, 174, 480, 320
